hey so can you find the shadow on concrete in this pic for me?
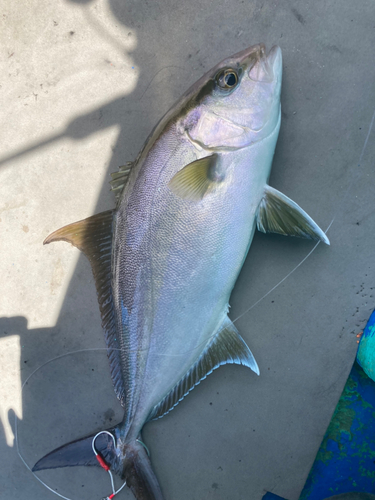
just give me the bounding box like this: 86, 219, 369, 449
0, 0, 169, 496
0, 0, 229, 497
2, 0, 375, 499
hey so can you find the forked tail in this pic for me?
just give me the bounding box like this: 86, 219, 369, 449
32, 425, 164, 500
122, 440, 164, 500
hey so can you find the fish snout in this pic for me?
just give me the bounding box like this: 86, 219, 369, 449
249, 45, 282, 83
267, 45, 282, 77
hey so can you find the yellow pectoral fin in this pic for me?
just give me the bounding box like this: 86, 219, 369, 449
168, 154, 221, 201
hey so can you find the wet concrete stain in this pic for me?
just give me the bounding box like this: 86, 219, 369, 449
103, 407, 115, 423
291, 7, 306, 25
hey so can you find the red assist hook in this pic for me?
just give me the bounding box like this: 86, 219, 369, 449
91, 431, 126, 500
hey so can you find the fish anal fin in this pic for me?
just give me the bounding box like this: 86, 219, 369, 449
168, 154, 222, 201
110, 161, 134, 201
44, 211, 126, 407
147, 317, 259, 421
257, 185, 330, 245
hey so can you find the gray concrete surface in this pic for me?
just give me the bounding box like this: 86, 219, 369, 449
1, 1, 374, 499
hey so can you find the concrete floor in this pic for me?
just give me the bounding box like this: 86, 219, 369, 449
1, 1, 375, 499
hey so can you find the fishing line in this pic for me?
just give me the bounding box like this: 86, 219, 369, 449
233, 106, 375, 325
16, 107, 375, 499
138, 65, 186, 101
15, 348, 128, 500
92, 431, 127, 499
16, 340, 224, 497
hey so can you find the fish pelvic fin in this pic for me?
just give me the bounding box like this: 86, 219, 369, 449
256, 185, 330, 245
33, 429, 164, 500
147, 316, 259, 421
43, 211, 126, 408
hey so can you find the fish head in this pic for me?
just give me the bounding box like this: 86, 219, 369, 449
182, 44, 282, 151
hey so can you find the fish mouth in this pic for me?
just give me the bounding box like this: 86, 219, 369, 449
231, 43, 282, 74
245, 44, 282, 83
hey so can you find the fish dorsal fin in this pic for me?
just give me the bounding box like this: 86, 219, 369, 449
110, 161, 134, 201
44, 211, 126, 407
168, 154, 221, 201
147, 316, 259, 421
256, 185, 330, 245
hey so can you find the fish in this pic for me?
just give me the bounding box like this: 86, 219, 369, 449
33, 43, 329, 499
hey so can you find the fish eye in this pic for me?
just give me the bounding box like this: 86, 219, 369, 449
217, 69, 238, 90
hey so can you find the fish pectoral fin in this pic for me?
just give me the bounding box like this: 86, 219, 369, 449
168, 154, 221, 201
44, 211, 126, 408
110, 161, 134, 201
147, 316, 259, 421
256, 185, 330, 245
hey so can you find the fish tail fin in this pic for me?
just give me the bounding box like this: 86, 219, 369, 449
123, 440, 164, 500
32, 426, 119, 472
32, 427, 164, 500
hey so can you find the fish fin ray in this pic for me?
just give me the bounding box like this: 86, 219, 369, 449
110, 161, 134, 201
168, 154, 219, 200
33, 430, 164, 498
44, 211, 126, 407
147, 316, 259, 421
32, 428, 117, 471
256, 185, 330, 245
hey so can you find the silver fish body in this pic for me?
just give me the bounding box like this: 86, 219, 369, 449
114, 110, 281, 439
114, 44, 281, 437
34, 44, 329, 500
